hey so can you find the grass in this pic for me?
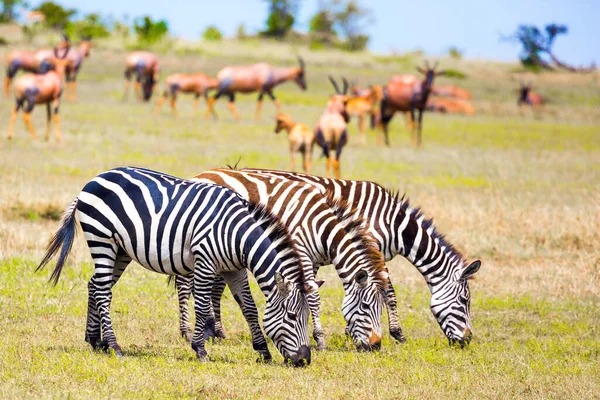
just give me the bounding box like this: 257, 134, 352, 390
0, 35, 599, 398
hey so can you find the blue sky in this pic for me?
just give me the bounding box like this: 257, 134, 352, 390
28, 0, 599, 64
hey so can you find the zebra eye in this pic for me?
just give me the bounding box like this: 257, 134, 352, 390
287, 312, 297, 321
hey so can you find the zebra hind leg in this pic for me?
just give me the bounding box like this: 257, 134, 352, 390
206, 275, 227, 341
221, 270, 272, 362
175, 275, 194, 342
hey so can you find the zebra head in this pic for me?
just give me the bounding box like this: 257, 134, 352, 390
342, 269, 386, 351
430, 260, 481, 347
263, 272, 312, 367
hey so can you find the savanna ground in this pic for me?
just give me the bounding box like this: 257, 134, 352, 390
0, 26, 599, 398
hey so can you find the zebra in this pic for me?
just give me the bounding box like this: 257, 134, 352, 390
242, 168, 482, 347
177, 168, 390, 351
36, 166, 314, 366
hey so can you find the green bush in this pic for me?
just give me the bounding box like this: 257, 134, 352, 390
448, 46, 463, 60
134, 16, 168, 44
443, 68, 468, 79
202, 25, 222, 41
34, 1, 76, 29
65, 13, 110, 40
236, 23, 247, 40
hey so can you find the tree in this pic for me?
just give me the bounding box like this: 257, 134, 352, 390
134, 15, 168, 44
334, 0, 372, 51
65, 13, 110, 39
203, 25, 222, 41
34, 1, 76, 29
506, 24, 595, 72
309, 9, 336, 44
0, 0, 24, 23
263, 0, 299, 38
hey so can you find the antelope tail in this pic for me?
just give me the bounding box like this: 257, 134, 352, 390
36, 198, 78, 286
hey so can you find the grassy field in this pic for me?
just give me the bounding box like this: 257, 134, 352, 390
0, 31, 599, 398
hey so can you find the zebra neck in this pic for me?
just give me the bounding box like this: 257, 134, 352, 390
392, 206, 464, 290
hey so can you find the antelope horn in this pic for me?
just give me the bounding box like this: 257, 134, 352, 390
341, 77, 349, 94
328, 75, 340, 94
297, 56, 305, 71
62, 33, 70, 42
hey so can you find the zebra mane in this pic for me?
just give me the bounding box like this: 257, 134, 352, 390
245, 200, 307, 287
324, 192, 388, 287
384, 188, 466, 265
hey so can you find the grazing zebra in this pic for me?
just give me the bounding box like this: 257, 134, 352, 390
243, 168, 482, 346
181, 168, 389, 351
36, 167, 314, 366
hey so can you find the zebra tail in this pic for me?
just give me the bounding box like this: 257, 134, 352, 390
36, 198, 78, 286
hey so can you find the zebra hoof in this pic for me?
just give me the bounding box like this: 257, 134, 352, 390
204, 318, 217, 342
195, 350, 209, 362
214, 329, 227, 340
181, 330, 193, 343
390, 329, 407, 344
256, 352, 272, 363
85, 334, 103, 351
314, 337, 327, 351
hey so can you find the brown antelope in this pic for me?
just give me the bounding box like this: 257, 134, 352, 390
518, 80, 544, 106
431, 85, 472, 100
63, 37, 92, 101
274, 113, 315, 173
379, 61, 446, 148
7, 45, 73, 141
345, 84, 383, 144
313, 77, 349, 178
123, 51, 159, 102
205, 57, 306, 122
154, 73, 218, 119
426, 97, 475, 115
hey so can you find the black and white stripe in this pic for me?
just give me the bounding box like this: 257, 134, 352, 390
37, 166, 313, 365
243, 169, 482, 346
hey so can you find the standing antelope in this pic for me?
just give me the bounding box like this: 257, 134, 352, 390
431, 85, 472, 100
379, 61, 446, 147
7, 45, 73, 141
274, 113, 315, 173
345, 85, 383, 144
123, 51, 159, 102
426, 97, 475, 115
63, 37, 92, 101
154, 73, 218, 119
314, 76, 349, 178
518, 80, 544, 106
205, 57, 306, 122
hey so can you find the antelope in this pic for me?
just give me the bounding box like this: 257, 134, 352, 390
518, 80, 544, 106
274, 113, 315, 173
123, 51, 159, 102
313, 76, 349, 178
7, 45, 73, 141
431, 85, 472, 100
426, 97, 475, 115
154, 73, 218, 119
63, 37, 92, 101
345, 84, 383, 144
205, 57, 306, 122
379, 60, 446, 148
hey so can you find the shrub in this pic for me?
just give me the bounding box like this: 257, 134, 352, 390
443, 68, 467, 79
134, 16, 168, 45
448, 46, 463, 60
202, 25, 222, 41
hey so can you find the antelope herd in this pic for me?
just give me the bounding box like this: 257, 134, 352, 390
4, 35, 547, 177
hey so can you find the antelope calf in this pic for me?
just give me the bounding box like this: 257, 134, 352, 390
63, 37, 92, 101
431, 85, 472, 100
345, 84, 383, 144
314, 77, 350, 178
206, 57, 306, 122
123, 51, 159, 102
379, 60, 446, 148
426, 97, 475, 115
7, 46, 73, 141
274, 113, 314, 173
155, 73, 218, 119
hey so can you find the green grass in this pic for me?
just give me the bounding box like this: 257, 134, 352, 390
0, 35, 599, 398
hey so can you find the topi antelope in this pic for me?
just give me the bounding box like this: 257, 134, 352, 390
206, 57, 306, 122
274, 113, 315, 173
154, 72, 219, 119
518, 80, 544, 106
313, 76, 349, 178
123, 51, 159, 102
63, 36, 92, 101
345, 84, 383, 144
426, 97, 475, 115
379, 60, 446, 148
431, 85, 472, 100
7, 45, 73, 141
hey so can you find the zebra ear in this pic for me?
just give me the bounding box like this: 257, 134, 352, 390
355, 270, 368, 287
460, 260, 481, 281
275, 272, 291, 297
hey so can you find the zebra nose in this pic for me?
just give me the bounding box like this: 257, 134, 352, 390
463, 328, 472, 340
369, 331, 382, 348
291, 345, 311, 367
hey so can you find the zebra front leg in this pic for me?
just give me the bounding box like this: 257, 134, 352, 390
208, 275, 227, 340
221, 270, 272, 362
175, 275, 193, 342
191, 264, 216, 361
383, 273, 407, 343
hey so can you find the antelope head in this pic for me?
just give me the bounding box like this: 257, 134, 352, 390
518, 79, 533, 104
417, 60, 446, 93
49, 44, 73, 79
327, 76, 350, 122
80, 35, 92, 57
294, 56, 307, 90
274, 113, 295, 134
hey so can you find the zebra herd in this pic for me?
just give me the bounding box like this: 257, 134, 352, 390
37, 166, 481, 367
